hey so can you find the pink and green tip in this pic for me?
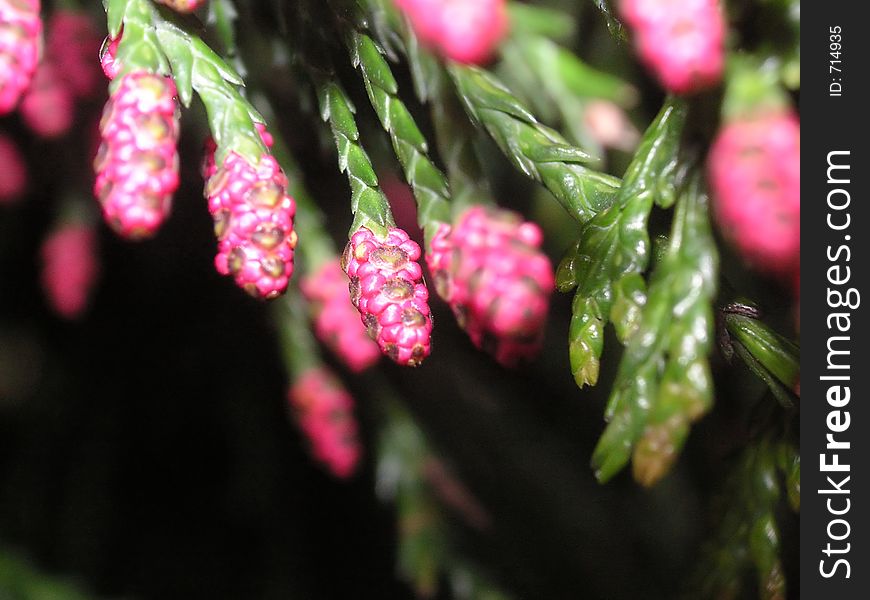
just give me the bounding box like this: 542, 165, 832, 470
427, 206, 554, 367
619, 0, 724, 94
342, 227, 433, 367
203, 125, 297, 300
301, 260, 381, 373
709, 109, 800, 276
93, 71, 180, 239
0, 0, 41, 114
288, 367, 362, 479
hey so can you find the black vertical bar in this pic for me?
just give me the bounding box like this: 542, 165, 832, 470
802, 3, 867, 597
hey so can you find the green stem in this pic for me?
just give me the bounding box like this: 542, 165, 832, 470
106, 0, 171, 77
338, 20, 452, 246
275, 292, 323, 379
401, 32, 496, 214
313, 73, 397, 239
108, 0, 268, 163
724, 311, 800, 397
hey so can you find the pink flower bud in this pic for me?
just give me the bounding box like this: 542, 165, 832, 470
709, 110, 800, 274
40, 222, 100, 319
395, 0, 508, 64
289, 367, 362, 478
342, 227, 433, 367
93, 71, 180, 239
302, 261, 381, 373
19, 63, 75, 138
203, 126, 297, 300
620, 0, 724, 94
427, 206, 554, 366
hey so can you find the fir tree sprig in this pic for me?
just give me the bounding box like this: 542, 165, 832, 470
337, 18, 452, 245
360, 0, 621, 225
692, 434, 798, 600
498, 4, 637, 153
591, 174, 718, 486
447, 64, 621, 224
557, 97, 687, 387
105, 0, 267, 163
314, 74, 397, 238
396, 17, 496, 214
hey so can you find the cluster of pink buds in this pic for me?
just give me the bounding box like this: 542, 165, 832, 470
708, 109, 800, 275
342, 227, 433, 367
619, 0, 725, 94
40, 222, 100, 319
427, 206, 554, 366
395, 0, 508, 64
301, 260, 381, 373
0, 134, 26, 203
154, 0, 208, 13
202, 126, 297, 300
93, 71, 180, 239
0, 0, 41, 114
288, 367, 361, 478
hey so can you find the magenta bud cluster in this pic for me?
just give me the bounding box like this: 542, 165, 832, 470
427, 206, 554, 366
301, 260, 381, 373
289, 367, 361, 479
342, 227, 433, 367
619, 0, 725, 94
0, 0, 41, 114
93, 71, 180, 239
203, 127, 297, 300
709, 109, 800, 276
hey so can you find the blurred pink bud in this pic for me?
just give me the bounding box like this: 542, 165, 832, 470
40, 222, 100, 319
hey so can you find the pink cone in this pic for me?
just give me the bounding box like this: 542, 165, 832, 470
620, 0, 724, 94
40, 222, 100, 319
19, 62, 75, 138
0, 134, 27, 203
154, 0, 207, 13
342, 227, 433, 367
288, 367, 362, 479
93, 71, 180, 239
301, 260, 381, 373
709, 110, 800, 275
427, 206, 554, 366
46, 10, 102, 99
203, 126, 297, 300
0, 0, 42, 114
395, 0, 508, 64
